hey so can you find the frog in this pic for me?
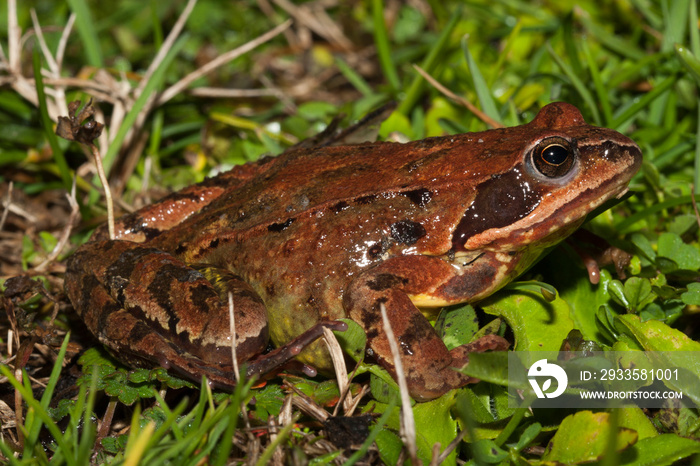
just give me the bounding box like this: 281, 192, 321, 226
65, 102, 642, 401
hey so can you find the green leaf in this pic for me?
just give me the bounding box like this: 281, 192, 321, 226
541, 251, 614, 341
374, 429, 403, 466
681, 282, 700, 305
614, 315, 700, 404
454, 388, 496, 425
334, 318, 367, 362
459, 351, 509, 386
617, 434, 700, 466
630, 233, 657, 262
435, 303, 479, 350
608, 279, 629, 308
471, 439, 508, 463
378, 110, 413, 140
481, 290, 574, 354
542, 411, 638, 463
413, 393, 460, 465
247, 384, 285, 423
515, 423, 542, 451
657, 232, 700, 271
618, 406, 659, 441
623, 277, 653, 311
615, 314, 700, 352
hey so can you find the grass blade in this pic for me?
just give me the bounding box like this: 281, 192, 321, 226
547, 43, 601, 125
371, 0, 400, 93
582, 39, 613, 126
398, 7, 462, 115
102, 34, 188, 171
462, 36, 500, 122
611, 74, 677, 129
66, 0, 103, 67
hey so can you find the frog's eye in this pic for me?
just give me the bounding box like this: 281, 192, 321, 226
531, 137, 576, 178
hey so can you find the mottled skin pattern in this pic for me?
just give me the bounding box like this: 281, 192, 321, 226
65, 103, 642, 400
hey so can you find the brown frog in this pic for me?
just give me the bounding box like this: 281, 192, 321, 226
65, 102, 642, 400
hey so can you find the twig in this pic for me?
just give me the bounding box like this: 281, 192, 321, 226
412, 64, 503, 129
380, 303, 418, 466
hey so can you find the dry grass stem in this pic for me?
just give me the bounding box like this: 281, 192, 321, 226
33, 180, 79, 272
267, 415, 284, 466
54, 13, 75, 69
321, 326, 353, 416
272, 0, 352, 51
412, 64, 503, 129
429, 442, 442, 466
89, 143, 115, 239
228, 292, 240, 383
286, 383, 330, 422
278, 394, 294, 426
256, 0, 299, 47
345, 384, 367, 417
187, 87, 280, 98
155, 19, 293, 106
379, 303, 418, 465
437, 429, 468, 463
0, 182, 13, 232
30, 10, 58, 73
7, 0, 19, 71
135, 0, 198, 98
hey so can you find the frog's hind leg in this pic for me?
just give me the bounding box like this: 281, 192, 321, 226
344, 256, 509, 401
65, 240, 271, 389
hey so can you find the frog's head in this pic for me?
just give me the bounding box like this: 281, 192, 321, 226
452, 102, 642, 253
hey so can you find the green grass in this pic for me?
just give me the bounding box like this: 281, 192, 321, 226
1, 0, 700, 464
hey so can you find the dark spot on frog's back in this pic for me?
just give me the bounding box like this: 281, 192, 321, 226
414, 136, 442, 150
390, 220, 426, 245
367, 273, 407, 291
268, 218, 295, 232
402, 188, 432, 208
105, 246, 164, 280
332, 201, 349, 213
355, 194, 378, 205
119, 214, 163, 240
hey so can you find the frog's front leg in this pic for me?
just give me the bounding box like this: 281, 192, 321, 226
344, 255, 509, 401
66, 240, 273, 388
